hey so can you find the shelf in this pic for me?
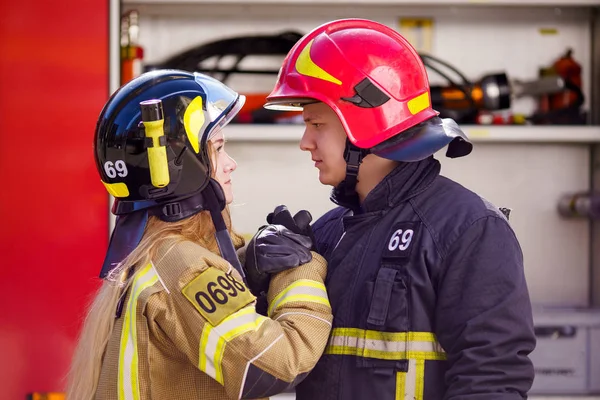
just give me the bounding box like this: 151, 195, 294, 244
224, 124, 600, 144
123, 0, 600, 6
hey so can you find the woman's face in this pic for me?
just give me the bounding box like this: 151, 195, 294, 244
210, 131, 237, 204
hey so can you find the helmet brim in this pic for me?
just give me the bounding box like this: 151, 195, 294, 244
263, 97, 319, 111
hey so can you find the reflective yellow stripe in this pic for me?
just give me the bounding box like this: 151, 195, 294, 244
268, 279, 329, 317
330, 328, 435, 400
415, 359, 425, 400
325, 328, 446, 361
118, 263, 158, 400
327, 345, 445, 361
213, 332, 226, 384
198, 323, 213, 374
407, 92, 430, 115
331, 327, 438, 342
198, 305, 268, 385
396, 370, 406, 399
396, 359, 426, 400
102, 181, 130, 198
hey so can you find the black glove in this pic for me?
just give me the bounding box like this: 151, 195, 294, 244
245, 224, 313, 298
267, 205, 315, 250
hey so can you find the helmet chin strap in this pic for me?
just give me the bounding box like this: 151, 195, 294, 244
100, 179, 245, 284
342, 138, 370, 196
156, 179, 246, 283
330, 139, 370, 208
203, 181, 246, 283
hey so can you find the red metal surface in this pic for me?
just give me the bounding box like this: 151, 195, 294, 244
0, 1, 109, 398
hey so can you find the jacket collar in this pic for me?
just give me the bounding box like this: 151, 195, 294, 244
331, 156, 440, 213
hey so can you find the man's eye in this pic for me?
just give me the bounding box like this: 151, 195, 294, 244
313, 123, 323, 128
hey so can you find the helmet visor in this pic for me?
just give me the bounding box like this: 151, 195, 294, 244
263, 97, 317, 111
193, 72, 246, 142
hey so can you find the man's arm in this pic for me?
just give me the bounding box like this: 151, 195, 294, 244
435, 216, 536, 399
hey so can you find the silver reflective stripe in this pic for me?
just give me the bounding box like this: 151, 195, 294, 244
328, 335, 444, 353
118, 263, 159, 400
325, 328, 446, 361
199, 305, 268, 384
268, 279, 329, 316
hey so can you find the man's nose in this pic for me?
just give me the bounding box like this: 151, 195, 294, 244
300, 128, 315, 152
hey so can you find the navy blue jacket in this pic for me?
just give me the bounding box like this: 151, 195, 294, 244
296, 156, 536, 400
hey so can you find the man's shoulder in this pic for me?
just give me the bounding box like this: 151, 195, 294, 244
418, 175, 508, 222
407, 175, 512, 257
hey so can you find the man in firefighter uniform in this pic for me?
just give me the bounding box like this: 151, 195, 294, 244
67, 70, 332, 400
263, 19, 536, 399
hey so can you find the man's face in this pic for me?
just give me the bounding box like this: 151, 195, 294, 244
300, 102, 347, 187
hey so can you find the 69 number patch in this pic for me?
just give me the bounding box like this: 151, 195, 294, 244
182, 268, 254, 326
382, 222, 419, 260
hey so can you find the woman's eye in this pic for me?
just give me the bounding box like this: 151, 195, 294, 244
313, 123, 323, 128
216, 145, 224, 152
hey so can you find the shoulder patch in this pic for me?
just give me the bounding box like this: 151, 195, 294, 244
182, 268, 255, 326
382, 221, 419, 260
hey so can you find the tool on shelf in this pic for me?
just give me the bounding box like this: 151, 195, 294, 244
145, 32, 585, 125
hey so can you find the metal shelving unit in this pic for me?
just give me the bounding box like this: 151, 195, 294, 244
224, 124, 600, 143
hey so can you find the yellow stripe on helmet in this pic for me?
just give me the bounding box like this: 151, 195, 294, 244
183, 96, 206, 154
102, 181, 130, 198
295, 39, 342, 86
407, 92, 431, 115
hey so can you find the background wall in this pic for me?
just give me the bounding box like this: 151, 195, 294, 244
128, 3, 597, 307
225, 140, 591, 307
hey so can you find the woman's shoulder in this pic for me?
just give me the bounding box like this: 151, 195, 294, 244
151, 239, 231, 289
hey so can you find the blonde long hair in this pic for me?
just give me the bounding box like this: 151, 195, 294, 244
66, 138, 242, 399
66, 207, 240, 399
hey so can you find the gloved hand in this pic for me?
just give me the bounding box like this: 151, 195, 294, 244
244, 224, 313, 298
266, 205, 315, 250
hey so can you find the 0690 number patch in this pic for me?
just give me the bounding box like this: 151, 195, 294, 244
182, 268, 255, 326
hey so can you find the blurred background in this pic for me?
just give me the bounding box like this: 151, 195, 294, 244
1, 0, 599, 399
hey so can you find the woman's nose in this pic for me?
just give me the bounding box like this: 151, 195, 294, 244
226, 154, 237, 172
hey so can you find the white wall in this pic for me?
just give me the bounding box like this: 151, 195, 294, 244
225, 139, 591, 308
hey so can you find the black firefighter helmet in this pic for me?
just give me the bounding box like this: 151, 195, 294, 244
94, 69, 246, 279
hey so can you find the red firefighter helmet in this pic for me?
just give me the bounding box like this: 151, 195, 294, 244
265, 18, 471, 162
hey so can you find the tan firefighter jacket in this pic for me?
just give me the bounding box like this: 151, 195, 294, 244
94, 237, 332, 400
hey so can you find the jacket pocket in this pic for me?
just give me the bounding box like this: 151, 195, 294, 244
366, 265, 409, 332
354, 265, 410, 372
